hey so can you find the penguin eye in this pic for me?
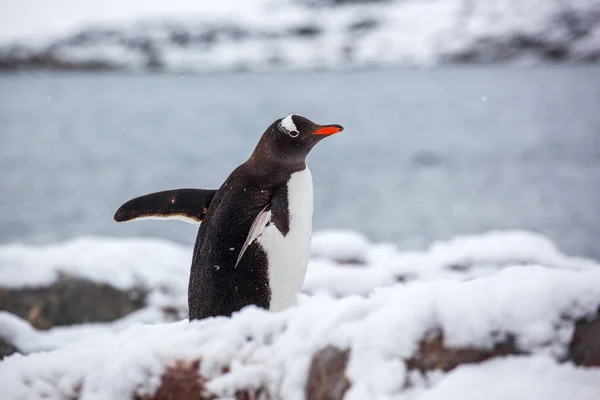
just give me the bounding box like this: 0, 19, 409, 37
277, 121, 299, 138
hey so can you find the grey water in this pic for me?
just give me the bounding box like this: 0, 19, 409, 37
1, 67, 599, 259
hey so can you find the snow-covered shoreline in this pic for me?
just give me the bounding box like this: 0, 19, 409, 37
1, 0, 599, 72
1, 229, 599, 398
1, 267, 599, 398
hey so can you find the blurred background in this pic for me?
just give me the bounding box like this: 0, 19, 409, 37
1, 0, 599, 259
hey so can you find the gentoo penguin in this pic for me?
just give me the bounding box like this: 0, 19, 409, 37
114, 115, 343, 320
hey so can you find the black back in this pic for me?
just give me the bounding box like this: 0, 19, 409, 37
188, 164, 293, 319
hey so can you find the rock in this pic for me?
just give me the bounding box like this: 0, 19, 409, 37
135, 360, 266, 400
134, 360, 210, 400
569, 312, 600, 367
0, 274, 147, 330
405, 331, 521, 373
0, 337, 18, 360
306, 346, 351, 400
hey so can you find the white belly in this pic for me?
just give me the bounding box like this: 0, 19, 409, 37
257, 168, 313, 311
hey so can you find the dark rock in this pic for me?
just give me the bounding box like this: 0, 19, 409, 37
306, 346, 351, 400
63, 28, 120, 46
569, 311, 600, 367
406, 331, 520, 372
0, 337, 18, 360
348, 19, 379, 33
135, 360, 210, 400
291, 25, 322, 37
0, 275, 147, 330
0, 50, 120, 71
135, 360, 266, 400
171, 30, 192, 46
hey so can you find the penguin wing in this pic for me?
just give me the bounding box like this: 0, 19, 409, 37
114, 189, 217, 223
234, 203, 272, 268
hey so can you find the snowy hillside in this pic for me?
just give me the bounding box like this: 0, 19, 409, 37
1, 230, 599, 399
1, 0, 599, 71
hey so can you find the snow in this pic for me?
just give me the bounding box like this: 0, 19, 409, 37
0, 0, 276, 41
311, 229, 370, 263
1, 230, 600, 398
0, 236, 191, 321
1, 230, 597, 309
0, 307, 165, 354
2, 0, 599, 70
1, 263, 599, 399
0, 236, 189, 291
419, 356, 600, 400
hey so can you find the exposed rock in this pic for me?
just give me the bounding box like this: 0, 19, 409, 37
306, 346, 351, 400
569, 312, 600, 367
135, 360, 267, 400
405, 331, 521, 373
0, 51, 119, 71
135, 360, 211, 400
0, 275, 147, 330
300, 311, 600, 399
0, 337, 17, 360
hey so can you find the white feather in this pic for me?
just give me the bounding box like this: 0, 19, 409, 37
257, 168, 313, 312
280, 114, 298, 133
235, 205, 271, 268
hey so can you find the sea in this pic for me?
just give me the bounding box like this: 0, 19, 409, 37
1, 66, 599, 259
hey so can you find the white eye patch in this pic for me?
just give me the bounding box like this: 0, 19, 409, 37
278, 114, 299, 137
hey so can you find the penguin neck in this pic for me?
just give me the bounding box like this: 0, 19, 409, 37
248, 140, 307, 173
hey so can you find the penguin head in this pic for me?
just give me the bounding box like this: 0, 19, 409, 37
252, 114, 343, 167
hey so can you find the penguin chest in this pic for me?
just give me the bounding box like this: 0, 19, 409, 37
257, 168, 313, 311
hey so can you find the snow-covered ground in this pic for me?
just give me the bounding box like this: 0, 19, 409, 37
1, 0, 599, 71
0, 229, 599, 398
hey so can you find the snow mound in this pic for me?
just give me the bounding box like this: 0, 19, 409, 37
0, 236, 191, 318
0, 236, 189, 291
1, 266, 599, 399
304, 230, 599, 296
419, 356, 600, 400
1, 230, 597, 305
311, 229, 371, 264
1, 0, 599, 71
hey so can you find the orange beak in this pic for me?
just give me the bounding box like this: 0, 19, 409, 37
312, 124, 344, 135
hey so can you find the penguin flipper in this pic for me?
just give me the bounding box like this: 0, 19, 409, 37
234, 204, 272, 268
114, 189, 217, 224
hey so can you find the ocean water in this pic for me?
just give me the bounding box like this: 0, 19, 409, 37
0, 67, 599, 259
